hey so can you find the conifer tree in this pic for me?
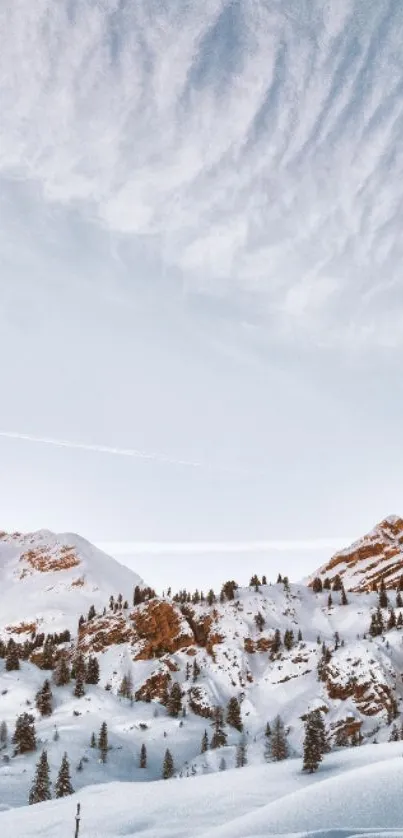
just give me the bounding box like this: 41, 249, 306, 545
29, 750, 51, 804
0, 720, 8, 748
254, 612, 265, 631
327, 593, 333, 608
398, 612, 403, 629
226, 697, 243, 731
262, 575, 267, 585
276, 573, 283, 584
5, 638, 20, 671
396, 591, 403, 608
140, 743, 147, 768
312, 577, 323, 593
87, 604, 96, 620
192, 660, 201, 682
167, 683, 182, 717
388, 608, 396, 630
332, 574, 343, 591
323, 577, 331, 590
53, 655, 71, 686
210, 707, 227, 749
297, 629, 303, 642
236, 737, 248, 767
271, 629, 281, 655
341, 585, 348, 606
162, 748, 175, 779
118, 672, 133, 699
42, 637, 55, 670
207, 589, 216, 606
284, 629, 294, 650
90, 732, 96, 748
13, 713, 36, 755
268, 715, 288, 761
35, 679, 53, 717
265, 721, 271, 738
201, 730, 209, 753
73, 672, 85, 698
99, 722, 108, 763
55, 753, 74, 797
379, 578, 389, 609
86, 656, 100, 685
303, 712, 323, 773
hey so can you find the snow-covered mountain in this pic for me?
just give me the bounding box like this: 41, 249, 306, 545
2, 519, 403, 820
0, 529, 142, 635
308, 515, 403, 592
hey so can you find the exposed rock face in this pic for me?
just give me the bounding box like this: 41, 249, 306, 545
310, 515, 403, 591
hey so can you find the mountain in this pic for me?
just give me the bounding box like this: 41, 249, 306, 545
0, 528, 143, 636
2, 519, 403, 814
308, 515, 403, 592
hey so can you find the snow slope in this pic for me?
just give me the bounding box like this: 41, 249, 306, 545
0, 529, 142, 635
2, 742, 403, 837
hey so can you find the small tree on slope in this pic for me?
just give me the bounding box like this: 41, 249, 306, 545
268, 715, 288, 761
29, 750, 52, 804
99, 722, 108, 763
226, 697, 243, 732
13, 713, 36, 755
140, 744, 147, 769
162, 748, 175, 779
303, 711, 325, 773
55, 752, 74, 797
36, 679, 53, 717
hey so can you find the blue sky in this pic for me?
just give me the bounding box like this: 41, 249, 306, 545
1, 1, 403, 589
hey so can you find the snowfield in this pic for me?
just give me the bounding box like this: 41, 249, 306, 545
1, 742, 403, 837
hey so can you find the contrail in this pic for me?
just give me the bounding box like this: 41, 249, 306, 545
0, 430, 247, 474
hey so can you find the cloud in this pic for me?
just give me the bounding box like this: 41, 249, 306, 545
98, 538, 350, 555
1, 1, 403, 344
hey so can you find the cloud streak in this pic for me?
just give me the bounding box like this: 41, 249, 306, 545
0, 430, 251, 475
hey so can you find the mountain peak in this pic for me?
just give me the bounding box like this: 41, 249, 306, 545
309, 515, 403, 591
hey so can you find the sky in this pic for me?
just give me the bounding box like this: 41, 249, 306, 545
1, 1, 403, 590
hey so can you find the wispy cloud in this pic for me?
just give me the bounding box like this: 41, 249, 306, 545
2, 1, 403, 345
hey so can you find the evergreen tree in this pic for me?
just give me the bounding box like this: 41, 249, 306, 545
388, 608, 396, 630
389, 724, 400, 742
55, 753, 74, 797
87, 604, 96, 620
72, 652, 86, 682
42, 637, 55, 670
0, 720, 8, 747
262, 575, 267, 585
271, 629, 281, 655
207, 589, 216, 606
99, 722, 108, 763
265, 721, 271, 738
297, 629, 303, 642
312, 577, 323, 593
86, 656, 100, 685
167, 683, 182, 717
250, 574, 261, 591
118, 672, 133, 699
379, 579, 389, 609
340, 585, 348, 606
303, 712, 323, 773
90, 732, 97, 748
226, 697, 243, 731
140, 743, 147, 768
276, 574, 283, 584
332, 574, 343, 591
162, 748, 175, 779
5, 639, 20, 671
73, 672, 85, 698
254, 612, 265, 632
327, 593, 333, 608
284, 629, 294, 650
396, 591, 403, 608
210, 707, 227, 749
201, 730, 209, 753
268, 715, 288, 761
53, 656, 71, 686
236, 737, 248, 767
192, 660, 201, 682
398, 612, 403, 629
13, 713, 36, 754
323, 577, 331, 590
35, 679, 53, 717
29, 750, 51, 804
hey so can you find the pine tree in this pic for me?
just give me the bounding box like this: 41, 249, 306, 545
265, 721, 271, 738
379, 578, 389, 609
312, 577, 323, 593
12, 713, 36, 755
323, 577, 331, 590
192, 660, 201, 682
99, 722, 108, 763
140, 743, 147, 768
42, 637, 55, 670
268, 715, 288, 761
271, 629, 281, 655
87, 604, 96, 620
118, 672, 133, 699
167, 683, 182, 717
341, 585, 348, 606
327, 593, 333, 608
236, 737, 248, 767
297, 629, 303, 642
90, 732, 97, 748
5, 639, 20, 671
53, 656, 71, 686
303, 713, 323, 773
29, 750, 51, 804
86, 656, 100, 685
0, 721, 8, 747
73, 672, 85, 698
398, 612, 403, 629
226, 697, 243, 731
262, 575, 267, 585
55, 753, 74, 797
162, 748, 175, 779
284, 629, 294, 650
201, 730, 209, 753
35, 679, 53, 717
254, 612, 265, 631
332, 574, 343, 591
388, 608, 396, 630
210, 707, 227, 749
396, 591, 403, 608
207, 589, 216, 606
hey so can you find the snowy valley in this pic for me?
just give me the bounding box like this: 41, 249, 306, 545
2, 518, 403, 836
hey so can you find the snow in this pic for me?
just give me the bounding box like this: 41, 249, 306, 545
1, 742, 403, 837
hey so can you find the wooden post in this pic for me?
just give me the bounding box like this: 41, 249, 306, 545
74, 803, 81, 838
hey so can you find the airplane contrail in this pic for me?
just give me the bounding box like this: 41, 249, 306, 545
0, 430, 247, 474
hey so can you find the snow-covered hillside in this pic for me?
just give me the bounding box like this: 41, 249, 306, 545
3, 520, 403, 828
0, 529, 142, 635
2, 741, 403, 838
